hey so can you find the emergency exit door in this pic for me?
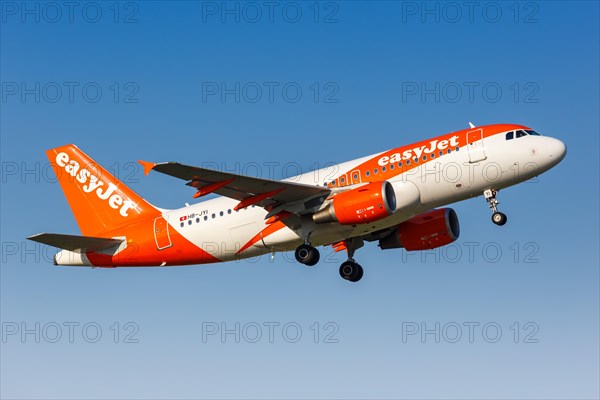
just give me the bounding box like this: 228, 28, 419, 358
154, 216, 172, 250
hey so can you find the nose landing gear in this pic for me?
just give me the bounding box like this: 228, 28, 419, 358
484, 189, 507, 226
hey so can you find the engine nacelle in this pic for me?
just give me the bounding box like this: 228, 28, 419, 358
313, 181, 397, 225
379, 208, 460, 251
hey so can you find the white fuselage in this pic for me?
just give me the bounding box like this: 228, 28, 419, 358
162, 128, 566, 262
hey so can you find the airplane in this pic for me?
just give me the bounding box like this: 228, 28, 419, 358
28, 123, 566, 282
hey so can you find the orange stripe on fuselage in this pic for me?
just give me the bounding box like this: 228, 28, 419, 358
237, 221, 287, 254
328, 124, 529, 188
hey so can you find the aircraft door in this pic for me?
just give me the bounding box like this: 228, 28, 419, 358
466, 129, 487, 163
350, 170, 362, 185
154, 216, 173, 250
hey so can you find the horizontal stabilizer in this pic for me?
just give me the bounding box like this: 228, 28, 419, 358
27, 233, 124, 252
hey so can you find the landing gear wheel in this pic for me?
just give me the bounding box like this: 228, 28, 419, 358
484, 189, 507, 227
491, 212, 507, 226
295, 244, 320, 266
339, 261, 364, 282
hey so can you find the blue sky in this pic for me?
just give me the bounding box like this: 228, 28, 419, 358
1, 1, 598, 399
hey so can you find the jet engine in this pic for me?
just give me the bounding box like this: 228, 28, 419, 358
379, 208, 460, 250
313, 181, 396, 225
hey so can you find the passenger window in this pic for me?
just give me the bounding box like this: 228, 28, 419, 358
374, 168, 378, 174
227, 209, 232, 214
406, 160, 411, 165
180, 222, 184, 228
204, 216, 208, 221
439, 150, 443, 156
382, 166, 386, 172
422, 156, 427, 161
188, 220, 192, 225
398, 162, 402, 168
506, 131, 514, 140
353, 173, 359, 179
220, 211, 224, 216
365, 170, 370, 177
196, 217, 200, 223
211, 213, 215, 219
389, 164, 394, 170
414, 157, 418, 163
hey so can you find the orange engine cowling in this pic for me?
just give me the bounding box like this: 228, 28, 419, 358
313, 181, 397, 225
379, 208, 460, 251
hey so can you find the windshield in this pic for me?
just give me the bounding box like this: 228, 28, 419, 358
506, 129, 542, 140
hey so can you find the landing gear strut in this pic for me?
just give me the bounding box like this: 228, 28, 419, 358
295, 243, 320, 266
338, 238, 364, 282
484, 189, 507, 226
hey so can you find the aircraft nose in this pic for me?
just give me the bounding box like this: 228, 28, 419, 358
540, 137, 567, 171
546, 137, 567, 163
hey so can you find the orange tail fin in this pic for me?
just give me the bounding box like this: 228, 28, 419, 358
47, 144, 157, 236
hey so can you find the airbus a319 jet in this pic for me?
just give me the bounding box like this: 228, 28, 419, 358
29, 123, 566, 282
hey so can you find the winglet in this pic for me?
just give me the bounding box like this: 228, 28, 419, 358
468, 122, 476, 128
138, 160, 156, 176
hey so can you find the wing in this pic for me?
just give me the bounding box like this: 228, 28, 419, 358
139, 161, 331, 214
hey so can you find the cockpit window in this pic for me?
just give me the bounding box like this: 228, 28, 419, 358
516, 130, 528, 138
507, 129, 542, 141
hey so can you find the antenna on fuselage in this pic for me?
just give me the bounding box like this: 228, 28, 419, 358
468, 122, 476, 128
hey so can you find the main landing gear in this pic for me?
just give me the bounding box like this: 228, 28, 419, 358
295, 243, 320, 266
294, 237, 365, 282
339, 260, 363, 282
484, 189, 508, 226
338, 238, 364, 283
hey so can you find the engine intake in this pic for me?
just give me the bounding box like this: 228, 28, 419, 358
379, 208, 460, 251
313, 181, 396, 225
